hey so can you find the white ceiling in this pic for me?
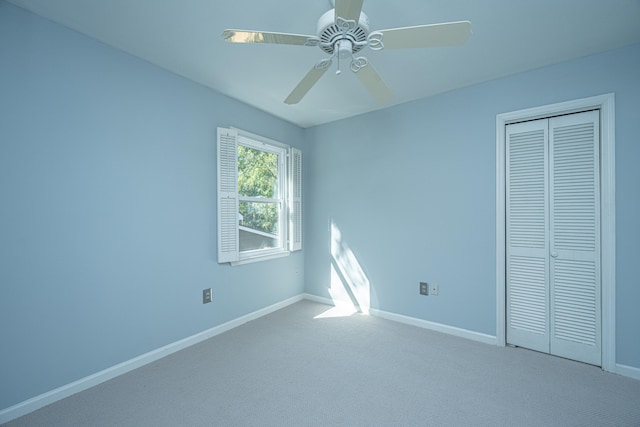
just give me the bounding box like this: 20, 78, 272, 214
7, 0, 640, 128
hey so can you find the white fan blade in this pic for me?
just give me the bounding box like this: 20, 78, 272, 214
335, 0, 364, 22
284, 63, 330, 104
355, 62, 394, 104
379, 21, 472, 49
223, 30, 318, 46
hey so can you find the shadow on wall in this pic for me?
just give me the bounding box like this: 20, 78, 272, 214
315, 220, 372, 319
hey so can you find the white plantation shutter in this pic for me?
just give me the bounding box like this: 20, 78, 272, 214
506, 120, 550, 353
289, 147, 302, 251
549, 111, 601, 366
217, 128, 239, 263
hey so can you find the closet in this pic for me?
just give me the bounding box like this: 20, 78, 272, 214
506, 110, 601, 366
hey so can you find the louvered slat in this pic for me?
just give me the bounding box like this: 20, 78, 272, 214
219, 133, 237, 193
553, 259, 597, 345
552, 122, 596, 251
219, 198, 238, 252
507, 111, 601, 366
549, 111, 601, 366
289, 148, 302, 251
509, 256, 547, 334
508, 129, 546, 248
506, 120, 549, 353
217, 128, 239, 263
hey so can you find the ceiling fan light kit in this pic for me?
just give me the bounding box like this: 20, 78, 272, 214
222, 0, 471, 105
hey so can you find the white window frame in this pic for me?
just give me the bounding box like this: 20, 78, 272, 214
237, 135, 287, 261
217, 127, 302, 265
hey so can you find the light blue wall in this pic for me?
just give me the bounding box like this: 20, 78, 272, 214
2, 0, 639, 414
0, 2, 304, 410
304, 43, 640, 368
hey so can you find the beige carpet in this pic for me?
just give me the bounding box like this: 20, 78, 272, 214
5, 300, 640, 426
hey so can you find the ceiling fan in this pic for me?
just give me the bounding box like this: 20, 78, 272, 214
222, 0, 471, 105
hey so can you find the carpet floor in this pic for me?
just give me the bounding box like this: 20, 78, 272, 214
5, 300, 640, 426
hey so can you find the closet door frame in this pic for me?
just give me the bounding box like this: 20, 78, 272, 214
496, 93, 615, 373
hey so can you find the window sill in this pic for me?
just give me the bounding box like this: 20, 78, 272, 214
230, 251, 290, 266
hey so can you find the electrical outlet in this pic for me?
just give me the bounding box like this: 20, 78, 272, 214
429, 283, 439, 296
419, 282, 429, 296
203, 288, 212, 304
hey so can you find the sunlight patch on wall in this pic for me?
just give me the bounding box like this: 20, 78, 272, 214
323, 221, 371, 317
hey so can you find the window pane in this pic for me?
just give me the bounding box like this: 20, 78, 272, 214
239, 201, 280, 252
237, 145, 278, 198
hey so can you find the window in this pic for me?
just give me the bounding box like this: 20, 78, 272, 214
217, 127, 301, 264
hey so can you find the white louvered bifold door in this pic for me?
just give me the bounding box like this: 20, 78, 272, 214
549, 111, 601, 366
506, 120, 550, 354
506, 111, 601, 366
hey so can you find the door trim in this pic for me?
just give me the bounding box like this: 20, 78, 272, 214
496, 93, 615, 373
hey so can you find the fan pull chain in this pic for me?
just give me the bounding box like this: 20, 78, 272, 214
336, 40, 344, 75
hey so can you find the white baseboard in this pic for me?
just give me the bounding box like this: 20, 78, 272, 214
302, 293, 497, 346
301, 293, 334, 305
0, 295, 304, 424
306, 295, 640, 376
370, 309, 497, 346
616, 363, 640, 380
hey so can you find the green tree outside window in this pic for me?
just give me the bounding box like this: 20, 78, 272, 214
238, 145, 279, 234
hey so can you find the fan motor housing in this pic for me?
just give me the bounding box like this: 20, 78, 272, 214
317, 8, 370, 55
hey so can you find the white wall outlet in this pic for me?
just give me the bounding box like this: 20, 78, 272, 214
429, 283, 439, 296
